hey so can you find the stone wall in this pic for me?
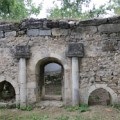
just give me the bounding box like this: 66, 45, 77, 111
1, 16, 120, 106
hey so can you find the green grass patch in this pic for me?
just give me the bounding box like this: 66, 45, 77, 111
55, 115, 69, 120
65, 104, 89, 112
112, 104, 120, 110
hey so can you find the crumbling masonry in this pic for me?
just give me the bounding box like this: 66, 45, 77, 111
0, 16, 120, 107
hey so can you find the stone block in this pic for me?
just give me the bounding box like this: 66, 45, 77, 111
59, 21, 70, 29
15, 45, 30, 59
5, 31, 16, 37
77, 26, 97, 34
66, 43, 84, 57
27, 29, 39, 36
27, 29, 51, 36
98, 24, 120, 33
39, 30, 51, 36
28, 21, 43, 29
0, 31, 3, 38
78, 18, 107, 26
47, 21, 59, 28
52, 28, 69, 36
0, 24, 11, 31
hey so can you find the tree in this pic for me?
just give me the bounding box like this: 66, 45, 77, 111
0, 0, 41, 20
82, 4, 108, 19
47, 0, 108, 19
108, 0, 120, 15
47, 0, 91, 19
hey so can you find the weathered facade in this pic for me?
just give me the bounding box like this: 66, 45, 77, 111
0, 16, 120, 107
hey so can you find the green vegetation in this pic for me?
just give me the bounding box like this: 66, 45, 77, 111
1, 0, 120, 21
19, 106, 33, 111
65, 104, 89, 112
30, 115, 49, 120
0, 0, 41, 21
0, 105, 120, 120
56, 116, 69, 120
112, 104, 120, 111
47, 0, 120, 19
16, 105, 33, 111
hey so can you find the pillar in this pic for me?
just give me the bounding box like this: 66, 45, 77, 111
15, 45, 30, 107
66, 43, 84, 106
18, 58, 27, 107
72, 57, 79, 106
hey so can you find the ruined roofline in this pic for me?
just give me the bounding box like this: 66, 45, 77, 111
0, 16, 120, 32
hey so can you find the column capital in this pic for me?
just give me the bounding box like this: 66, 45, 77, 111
66, 43, 84, 58
15, 45, 31, 59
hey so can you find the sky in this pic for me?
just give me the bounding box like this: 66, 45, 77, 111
32, 0, 110, 18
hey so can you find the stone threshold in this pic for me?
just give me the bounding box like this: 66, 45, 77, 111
0, 102, 16, 108
35, 100, 63, 108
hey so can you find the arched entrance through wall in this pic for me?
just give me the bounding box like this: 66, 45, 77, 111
36, 57, 64, 101
88, 88, 111, 106
0, 81, 15, 102
86, 84, 118, 105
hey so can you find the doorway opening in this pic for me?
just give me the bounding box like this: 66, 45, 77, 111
0, 81, 15, 103
88, 88, 111, 106
36, 57, 64, 101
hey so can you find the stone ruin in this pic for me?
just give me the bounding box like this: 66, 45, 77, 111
0, 16, 120, 107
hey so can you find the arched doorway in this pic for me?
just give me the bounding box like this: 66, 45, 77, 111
88, 88, 111, 105
86, 84, 118, 105
0, 81, 15, 102
36, 57, 64, 101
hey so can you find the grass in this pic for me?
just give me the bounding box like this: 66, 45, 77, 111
64, 104, 89, 112
112, 104, 120, 111
0, 105, 120, 120
55, 115, 69, 120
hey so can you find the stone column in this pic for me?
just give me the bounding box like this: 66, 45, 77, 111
18, 58, 27, 106
66, 43, 84, 106
15, 45, 30, 107
72, 57, 79, 106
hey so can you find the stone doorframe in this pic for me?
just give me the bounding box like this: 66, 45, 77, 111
0, 75, 20, 105
34, 53, 71, 105
85, 84, 118, 105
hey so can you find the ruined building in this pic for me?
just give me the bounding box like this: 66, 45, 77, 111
0, 16, 120, 107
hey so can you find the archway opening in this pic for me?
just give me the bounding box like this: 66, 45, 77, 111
88, 88, 111, 106
0, 81, 15, 102
36, 57, 64, 101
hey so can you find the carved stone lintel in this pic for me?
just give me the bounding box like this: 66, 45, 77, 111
66, 43, 84, 57
15, 45, 30, 59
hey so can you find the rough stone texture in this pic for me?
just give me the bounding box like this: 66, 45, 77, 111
1, 16, 120, 106
27, 29, 51, 36
5, 31, 16, 37
52, 28, 69, 36
27, 29, 39, 36
0, 31, 4, 38
67, 43, 84, 57
98, 24, 120, 33
39, 30, 51, 36
15, 45, 30, 59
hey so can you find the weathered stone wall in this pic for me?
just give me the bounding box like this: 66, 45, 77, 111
1, 16, 120, 105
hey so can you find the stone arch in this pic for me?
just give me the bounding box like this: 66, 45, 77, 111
34, 53, 69, 72
0, 76, 19, 104
35, 56, 65, 101
87, 84, 118, 105
29, 53, 71, 104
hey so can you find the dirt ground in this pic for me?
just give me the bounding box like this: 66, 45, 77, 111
0, 105, 120, 120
